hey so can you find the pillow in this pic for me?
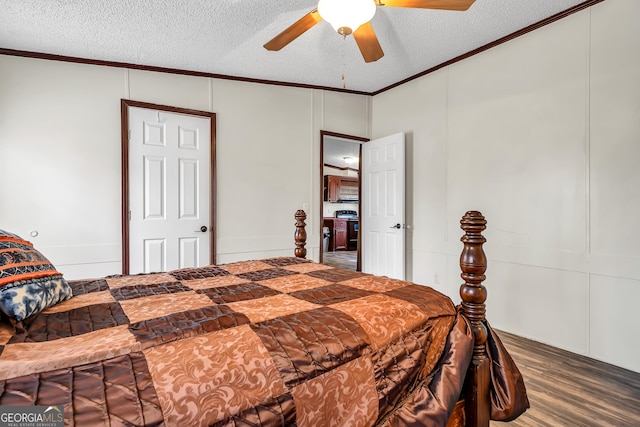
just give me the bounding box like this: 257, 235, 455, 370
0, 229, 72, 321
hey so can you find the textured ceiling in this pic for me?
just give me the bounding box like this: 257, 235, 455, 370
1, 0, 587, 93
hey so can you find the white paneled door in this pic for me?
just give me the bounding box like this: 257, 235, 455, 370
128, 106, 211, 274
361, 133, 405, 280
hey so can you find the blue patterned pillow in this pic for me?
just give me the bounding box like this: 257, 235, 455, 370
0, 230, 73, 321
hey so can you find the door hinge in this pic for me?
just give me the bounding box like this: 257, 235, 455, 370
128, 210, 131, 221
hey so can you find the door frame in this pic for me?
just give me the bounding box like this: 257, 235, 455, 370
319, 130, 369, 270
120, 99, 217, 274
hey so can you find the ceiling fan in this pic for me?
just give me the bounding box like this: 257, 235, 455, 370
264, 0, 476, 63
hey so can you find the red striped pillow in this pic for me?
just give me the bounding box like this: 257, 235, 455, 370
0, 233, 61, 285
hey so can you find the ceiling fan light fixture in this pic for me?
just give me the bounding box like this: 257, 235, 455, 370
318, 0, 376, 36
343, 156, 358, 164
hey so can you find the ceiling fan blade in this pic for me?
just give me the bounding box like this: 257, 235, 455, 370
353, 22, 384, 63
378, 0, 476, 11
264, 9, 322, 51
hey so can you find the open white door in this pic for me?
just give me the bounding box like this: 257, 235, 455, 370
361, 132, 405, 279
128, 106, 212, 274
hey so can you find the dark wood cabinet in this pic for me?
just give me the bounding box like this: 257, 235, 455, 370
334, 220, 348, 251
323, 218, 348, 251
324, 176, 359, 202
324, 176, 340, 202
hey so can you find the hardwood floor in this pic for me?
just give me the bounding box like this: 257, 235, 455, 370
494, 330, 640, 426
322, 250, 357, 271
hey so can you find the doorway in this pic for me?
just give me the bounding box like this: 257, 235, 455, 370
121, 99, 216, 274
319, 131, 368, 271
361, 132, 406, 280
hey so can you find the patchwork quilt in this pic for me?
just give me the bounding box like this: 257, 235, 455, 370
0, 257, 473, 426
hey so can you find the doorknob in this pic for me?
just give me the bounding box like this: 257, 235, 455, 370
390, 223, 401, 229
197, 226, 208, 232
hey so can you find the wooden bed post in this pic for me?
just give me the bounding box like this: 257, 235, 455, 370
459, 211, 490, 427
294, 209, 307, 259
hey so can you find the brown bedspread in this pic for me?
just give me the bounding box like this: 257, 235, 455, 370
0, 257, 474, 426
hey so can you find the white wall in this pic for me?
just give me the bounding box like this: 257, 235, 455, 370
0, 55, 369, 278
372, 0, 640, 373
0, 59, 125, 278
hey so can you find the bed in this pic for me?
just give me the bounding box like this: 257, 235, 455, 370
0, 210, 528, 426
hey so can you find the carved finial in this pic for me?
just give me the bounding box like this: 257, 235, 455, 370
294, 210, 307, 259
459, 211, 488, 362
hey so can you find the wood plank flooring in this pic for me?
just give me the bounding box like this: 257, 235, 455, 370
493, 330, 640, 426
322, 250, 357, 271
